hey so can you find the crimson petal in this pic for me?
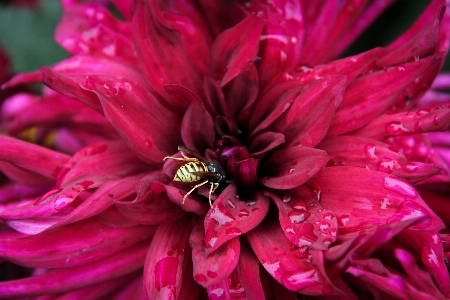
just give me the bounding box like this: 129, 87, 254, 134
307, 166, 445, 234
133, 0, 202, 98
328, 55, 442, 136
0, 218, 154, 268
204, 184, 269, 254
181, 100, 215, 151
190, 218, 240, 288
318, 135, 441, 184
209, 14, 264, 86
143, 215, 196, 300
0, 239, 150, 298
247, 217, 332, 294
260, 146, 329, 189
78, 76, 182, 164
270, 190, 337, 250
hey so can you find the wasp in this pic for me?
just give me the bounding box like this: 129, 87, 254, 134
163, 146, 225, 206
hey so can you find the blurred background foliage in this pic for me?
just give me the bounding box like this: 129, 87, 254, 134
0, 0, 448, 75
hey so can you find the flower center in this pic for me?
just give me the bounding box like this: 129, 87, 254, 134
214, 135, 258, 200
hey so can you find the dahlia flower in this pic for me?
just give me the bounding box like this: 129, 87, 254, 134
1, 0, 450, 299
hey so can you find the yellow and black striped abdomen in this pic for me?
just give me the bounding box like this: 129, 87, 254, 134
174, 161, 208, 182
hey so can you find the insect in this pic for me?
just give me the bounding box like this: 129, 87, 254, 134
163, 146, 225, 206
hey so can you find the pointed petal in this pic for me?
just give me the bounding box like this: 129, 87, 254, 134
190, 218, 240, 288
115, 173, 186, 225
204, 184, 269, 254
269, 76, 346, 147
78, 75, 182, 164
163, 84, 202, 116
181, 100, 215, 151
247, 216, 332, 294
163, 184, 209, 216
143, 214, 195, 300
0, 218, 154, 268
132, 0, 202, 98
0, 135, 70, 180
352, 104, 450, 140
377, 7, 445, 67
307, 167, 445, 234
269, 190, 337, 250
318, 136, 441, 184
259, 146, 329, 190
248, 131, 285, 158
209, 14, 264, 86
0, 239, 149, 298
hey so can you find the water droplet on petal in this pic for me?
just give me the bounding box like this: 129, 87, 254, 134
386, 122, 409, 135
288, 210, 310, 223
364, 144, 377, 159
238, 209, 250, 218
383, 176, 418, 198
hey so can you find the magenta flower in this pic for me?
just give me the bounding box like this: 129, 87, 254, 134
1, 0, 450, 299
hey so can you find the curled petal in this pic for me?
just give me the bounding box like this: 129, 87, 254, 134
143, 214, 197, 300
204, 184, 269, 254
260, 146, 329, 189
190, 218, 240, 288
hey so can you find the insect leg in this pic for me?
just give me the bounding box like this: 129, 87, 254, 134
208, 183, 219, 207
182, 180, 209, 204
163, 155, 198, 162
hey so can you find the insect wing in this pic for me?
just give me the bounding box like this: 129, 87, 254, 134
178, 146, 206, 162
190, 172, 222, 178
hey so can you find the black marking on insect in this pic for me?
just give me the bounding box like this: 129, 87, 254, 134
163, 146, 225, 206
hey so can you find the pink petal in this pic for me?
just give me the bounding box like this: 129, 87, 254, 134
0, 135, 70, 180
132, 0, 202, 98
0, 218, 154, 268
307, 167, 445, 234
377, 6, 445, 67
78, 75, 182, 164
190, 218, 240, 288
163, 84, 202, 116
40, 67, 103, 113
399, 230, 449, 296
144, 214, 198, 300
247, 216, 333, 294
328, 55, 442, 136
163, 184, 209, 216
259, 146, 329, 189
318, 135, 441, 184
209, 14, 264, 86
269, 190, 337, 250
353, 104, 450, 140
181, 100, 215, 151
0, 239, 150, 298
268, 76, 346, 147
248, 131, 285, 158
55, 3, 137, 65
204, 184, 269, 254
115, 173, 186, 225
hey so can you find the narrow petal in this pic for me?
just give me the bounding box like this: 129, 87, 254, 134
328, 55, 442, 136
259, 146, 329, 190
181, 100, 215, 151
318, 135, 441, 183
247, 216, 332, 294
0, 240, 150, 298
0, 135, 70, 180
163, 184, 209, 216
0, 218, 154, 268
352, 104, 450, 140
307, 167, 445, 234
268, 76, 346, 147
209, 14, 264, 86
143, 215, 196, 300
190, 218, 240, 288
163, 84, 202, 116
78, 75, 182, 164
133, 0, 202, 98
248, 131, 285, 158
204, 184, 269, 254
